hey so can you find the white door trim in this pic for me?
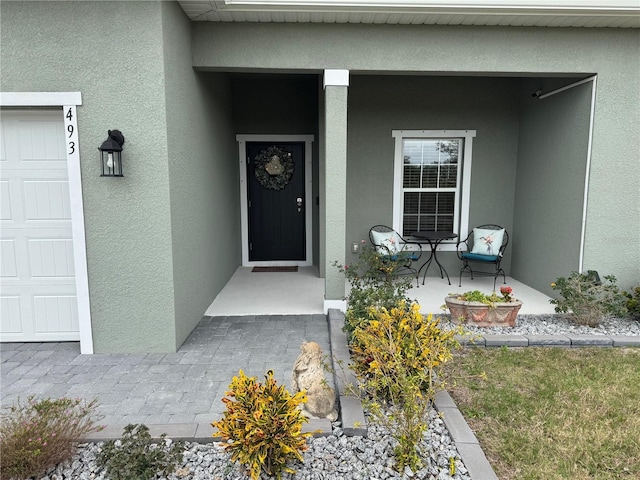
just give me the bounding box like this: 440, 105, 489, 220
236, 134, 314, 267
1, 92, 93, 354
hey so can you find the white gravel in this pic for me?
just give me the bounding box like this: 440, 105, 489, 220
39, 408, 469, 480
442, 313, 640, 337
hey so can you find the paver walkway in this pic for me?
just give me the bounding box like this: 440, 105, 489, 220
1, 314, 331, 427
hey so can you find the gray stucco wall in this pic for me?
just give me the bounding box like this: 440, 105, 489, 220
161, 3, 239, 350
583, 63, 640, 290
192, 22, 630, 76
193, 21, 640, 291
346, 75, 520, 276
512, 81, 592, 295
318, 86, 327, 278
1, 1, 177, 352
324, 85, 349, 300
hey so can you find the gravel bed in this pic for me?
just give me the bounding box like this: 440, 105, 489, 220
35, 315, 639, 480
443, 313, 640, 336
39, 408, 469, 480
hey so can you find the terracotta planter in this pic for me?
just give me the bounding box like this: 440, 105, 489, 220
445, 296, 523, 327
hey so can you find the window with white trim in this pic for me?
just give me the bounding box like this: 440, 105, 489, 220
392, 130, 476, 248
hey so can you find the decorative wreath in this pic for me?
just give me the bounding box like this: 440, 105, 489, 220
254, 146, 294, 190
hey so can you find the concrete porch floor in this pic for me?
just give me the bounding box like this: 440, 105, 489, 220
205, 266, 555, 317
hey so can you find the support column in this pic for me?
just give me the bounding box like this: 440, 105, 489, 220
322, 69, 349, 311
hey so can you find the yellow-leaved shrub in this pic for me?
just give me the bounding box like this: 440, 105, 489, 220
351, 302, 460, 396
212, 370, 311, 480
350, 301, 462, 471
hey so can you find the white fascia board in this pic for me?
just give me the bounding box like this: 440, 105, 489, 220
225, 1, 640, 14
1, 92, 82, 106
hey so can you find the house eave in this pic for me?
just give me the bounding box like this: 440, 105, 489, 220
178, 0, 640, 27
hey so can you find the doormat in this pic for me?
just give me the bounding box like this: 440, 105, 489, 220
252, 266, 298, 273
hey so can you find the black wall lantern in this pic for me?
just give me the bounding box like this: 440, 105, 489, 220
98, 129, 125, 177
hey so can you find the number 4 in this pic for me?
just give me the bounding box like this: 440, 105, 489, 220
66, 108, 73, 121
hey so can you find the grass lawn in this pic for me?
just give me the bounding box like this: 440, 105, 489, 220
443, 347, 640, 480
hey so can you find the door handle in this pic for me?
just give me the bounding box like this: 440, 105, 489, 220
296, 197, 303, 212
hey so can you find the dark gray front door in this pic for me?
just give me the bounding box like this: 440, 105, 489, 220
246, 142, 306, 261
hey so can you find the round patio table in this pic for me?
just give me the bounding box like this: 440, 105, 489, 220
412, 231, 458, 285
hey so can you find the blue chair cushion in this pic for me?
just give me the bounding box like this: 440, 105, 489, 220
382, 251, 420, 262
462, 252, 499, 263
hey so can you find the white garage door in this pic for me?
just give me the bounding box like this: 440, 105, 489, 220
0, 110, 79, 342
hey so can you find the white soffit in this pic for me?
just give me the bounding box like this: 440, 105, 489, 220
178, 0, 640, 27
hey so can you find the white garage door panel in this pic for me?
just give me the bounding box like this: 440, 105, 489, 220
24, 180, 71, 220
0, 181, 11, 219
18, 120, 66, 162
0, 239, 18, 277
29, 238, 75, 277
0, 110, 79, 342
0, 296, 22, 333
2, 230, 74, 282
1, 291, 79, 340
34, 295, 79, 333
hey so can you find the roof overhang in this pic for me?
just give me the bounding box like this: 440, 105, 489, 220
178, 0, 640, 27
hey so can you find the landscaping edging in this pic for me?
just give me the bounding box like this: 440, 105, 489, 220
434, 390, 498, 480
327, 308, 367, 437
456, 333, 640, 348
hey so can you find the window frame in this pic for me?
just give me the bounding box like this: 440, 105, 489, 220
392, 129, 476, 251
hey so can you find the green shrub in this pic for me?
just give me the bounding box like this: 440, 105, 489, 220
350, 302, 462, 472
0, 396, 103, 480
550, 272, 627, 326
623, 286, 640, 320
212, 370, 311, 480
97, 424, 185, 480
449, 287, 515, 306
335, 244, 414, 337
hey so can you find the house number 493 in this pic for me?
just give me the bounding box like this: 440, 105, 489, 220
63, 106, 79, 157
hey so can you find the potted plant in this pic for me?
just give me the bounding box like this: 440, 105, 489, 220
444, 286, 522, 327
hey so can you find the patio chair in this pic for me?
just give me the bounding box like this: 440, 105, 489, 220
369, 225, 423, 286
457, 224, 509, 289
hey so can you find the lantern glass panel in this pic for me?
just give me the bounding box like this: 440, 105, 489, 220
100, 150, 123, 177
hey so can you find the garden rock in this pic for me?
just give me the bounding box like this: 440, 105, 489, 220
291, 341, 338, 421
41, 406, 470, 480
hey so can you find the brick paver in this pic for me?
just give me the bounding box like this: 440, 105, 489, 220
0, 314, 331, 427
